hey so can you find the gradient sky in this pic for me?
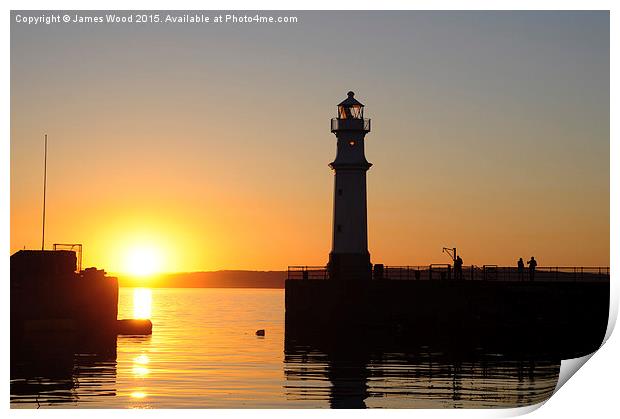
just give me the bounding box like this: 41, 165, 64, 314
10, 11, 609, 273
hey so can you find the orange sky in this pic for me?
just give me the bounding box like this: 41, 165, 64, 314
10, 12, 610, 273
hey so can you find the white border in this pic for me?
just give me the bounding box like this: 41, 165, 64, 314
3, 1, 617, 418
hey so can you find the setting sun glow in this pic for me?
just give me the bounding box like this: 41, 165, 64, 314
124, 247, 162, 277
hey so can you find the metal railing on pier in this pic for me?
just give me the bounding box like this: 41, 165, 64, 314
382, 265, 609, 282
287, 265, 609, 282
287, 266, 329, 280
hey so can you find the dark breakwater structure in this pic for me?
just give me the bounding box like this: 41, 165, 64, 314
285, 92, 609, 361
11, 246, 152, 350
11, 247, 152, 401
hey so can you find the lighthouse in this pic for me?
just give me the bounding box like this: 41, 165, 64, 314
328, 91, 372, 280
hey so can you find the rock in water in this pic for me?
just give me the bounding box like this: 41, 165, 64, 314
255, 329, 265, 336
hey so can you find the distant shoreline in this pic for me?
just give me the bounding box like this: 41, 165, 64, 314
117, 270, 286, 289
119, 286, 284, 289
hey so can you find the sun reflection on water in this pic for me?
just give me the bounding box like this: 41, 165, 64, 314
133, 288, 152, 319
132, 354, 150, 377
130, 391, 147, 399
135, 354, 149, 365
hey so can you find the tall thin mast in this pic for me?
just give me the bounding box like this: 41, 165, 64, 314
42, 134, 47, 251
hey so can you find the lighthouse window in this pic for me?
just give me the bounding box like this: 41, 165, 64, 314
337, 224, 342, 233
338, 189, 343, 196
349, 141, 356, 146
338, 104, 363, 119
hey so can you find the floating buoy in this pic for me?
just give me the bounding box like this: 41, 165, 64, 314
255, 329, 265, 336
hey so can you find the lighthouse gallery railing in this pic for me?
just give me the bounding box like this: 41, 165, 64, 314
331, 118, 371, 132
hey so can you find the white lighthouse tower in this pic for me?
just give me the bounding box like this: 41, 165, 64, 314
328, 91, 372, 280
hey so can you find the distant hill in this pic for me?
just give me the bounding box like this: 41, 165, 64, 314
118, 270, 286, 289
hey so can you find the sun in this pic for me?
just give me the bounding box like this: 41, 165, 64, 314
124, 246, 161, 276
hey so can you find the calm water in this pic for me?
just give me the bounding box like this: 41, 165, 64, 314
11, 288, 560, 408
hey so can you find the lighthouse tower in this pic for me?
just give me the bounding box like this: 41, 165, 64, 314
328, 91, 372, 280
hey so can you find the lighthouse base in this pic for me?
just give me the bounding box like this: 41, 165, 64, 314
328, 252, 372, 280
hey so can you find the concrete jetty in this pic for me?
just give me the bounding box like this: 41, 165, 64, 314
285, 271, 609, 359
10, 250, 152, 341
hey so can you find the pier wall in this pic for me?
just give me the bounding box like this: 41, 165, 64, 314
11, 250, 119, 336
285, 279, 609, 359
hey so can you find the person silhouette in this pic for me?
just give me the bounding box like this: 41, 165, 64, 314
517, 258, 525, 281
527, 257, 537, 281
454, 255, 463, 280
